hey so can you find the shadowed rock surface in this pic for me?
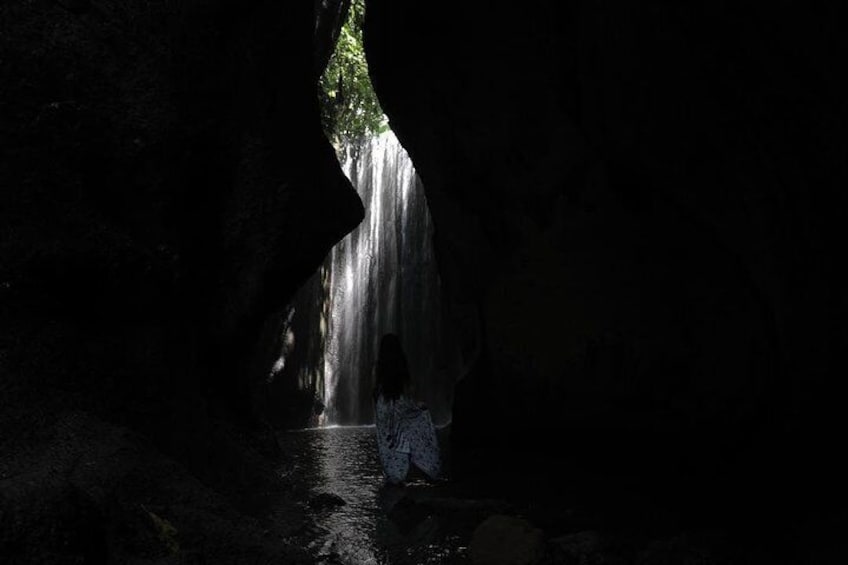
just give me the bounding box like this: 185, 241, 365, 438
1, 0, 360, 561
364, 0, 847, 560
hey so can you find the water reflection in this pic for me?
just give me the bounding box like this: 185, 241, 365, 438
278, 427, 465, 564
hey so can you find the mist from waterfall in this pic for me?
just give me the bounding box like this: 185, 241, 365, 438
282, 131, 450, 427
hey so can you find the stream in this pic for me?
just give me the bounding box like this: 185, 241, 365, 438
277, 426, 470, 564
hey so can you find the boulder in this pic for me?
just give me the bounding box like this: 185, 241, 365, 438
308, 492, 347, 510
549, 531, 621, 565
470, 514, 544, 565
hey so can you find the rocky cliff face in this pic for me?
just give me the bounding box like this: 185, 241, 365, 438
1, 0, 361, 560
1, 0, 361, 436
365, 0, 847, 503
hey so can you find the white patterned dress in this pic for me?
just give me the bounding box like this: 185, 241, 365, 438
375, 394, 441, 484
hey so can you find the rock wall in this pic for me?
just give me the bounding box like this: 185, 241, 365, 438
364, 0, 847, 501
1, 0, 361, 560
1, 0, 361, 437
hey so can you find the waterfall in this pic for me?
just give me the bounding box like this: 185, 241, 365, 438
283, 131, 449, 426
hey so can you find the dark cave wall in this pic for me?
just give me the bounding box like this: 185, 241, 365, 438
1, 1, 362, 558
0, 0, 361, 454
365, 0, 847, 483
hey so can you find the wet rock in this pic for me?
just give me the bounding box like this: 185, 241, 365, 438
421, 496, 511, 514
308, 492, 347, 510
548, 531, 622, 565
470, 514, 544, 565
636, 534, 729, 565
316, 551, 344, 564
381, 491, 432, 535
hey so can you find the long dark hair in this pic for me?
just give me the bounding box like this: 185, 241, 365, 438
373, 333, 410, 401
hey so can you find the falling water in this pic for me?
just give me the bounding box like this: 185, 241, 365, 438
282, 131, 449, 426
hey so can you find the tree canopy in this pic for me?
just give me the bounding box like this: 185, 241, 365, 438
319, 0, 387, 143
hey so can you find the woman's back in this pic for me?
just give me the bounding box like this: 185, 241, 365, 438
373, 334, 440, 484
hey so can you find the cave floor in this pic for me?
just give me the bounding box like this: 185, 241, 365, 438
271, 426, 824, 564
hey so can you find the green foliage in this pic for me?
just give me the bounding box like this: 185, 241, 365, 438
319, 0, 387, 142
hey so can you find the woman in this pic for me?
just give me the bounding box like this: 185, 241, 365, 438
373, 333, 441, 484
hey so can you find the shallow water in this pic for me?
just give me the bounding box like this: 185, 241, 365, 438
277, 426, 467, 564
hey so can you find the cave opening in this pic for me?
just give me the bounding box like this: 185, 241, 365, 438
269, 0, 452, 428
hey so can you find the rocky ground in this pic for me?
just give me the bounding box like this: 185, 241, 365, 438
0, 385, 313, 564
3, 403, 843, 564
